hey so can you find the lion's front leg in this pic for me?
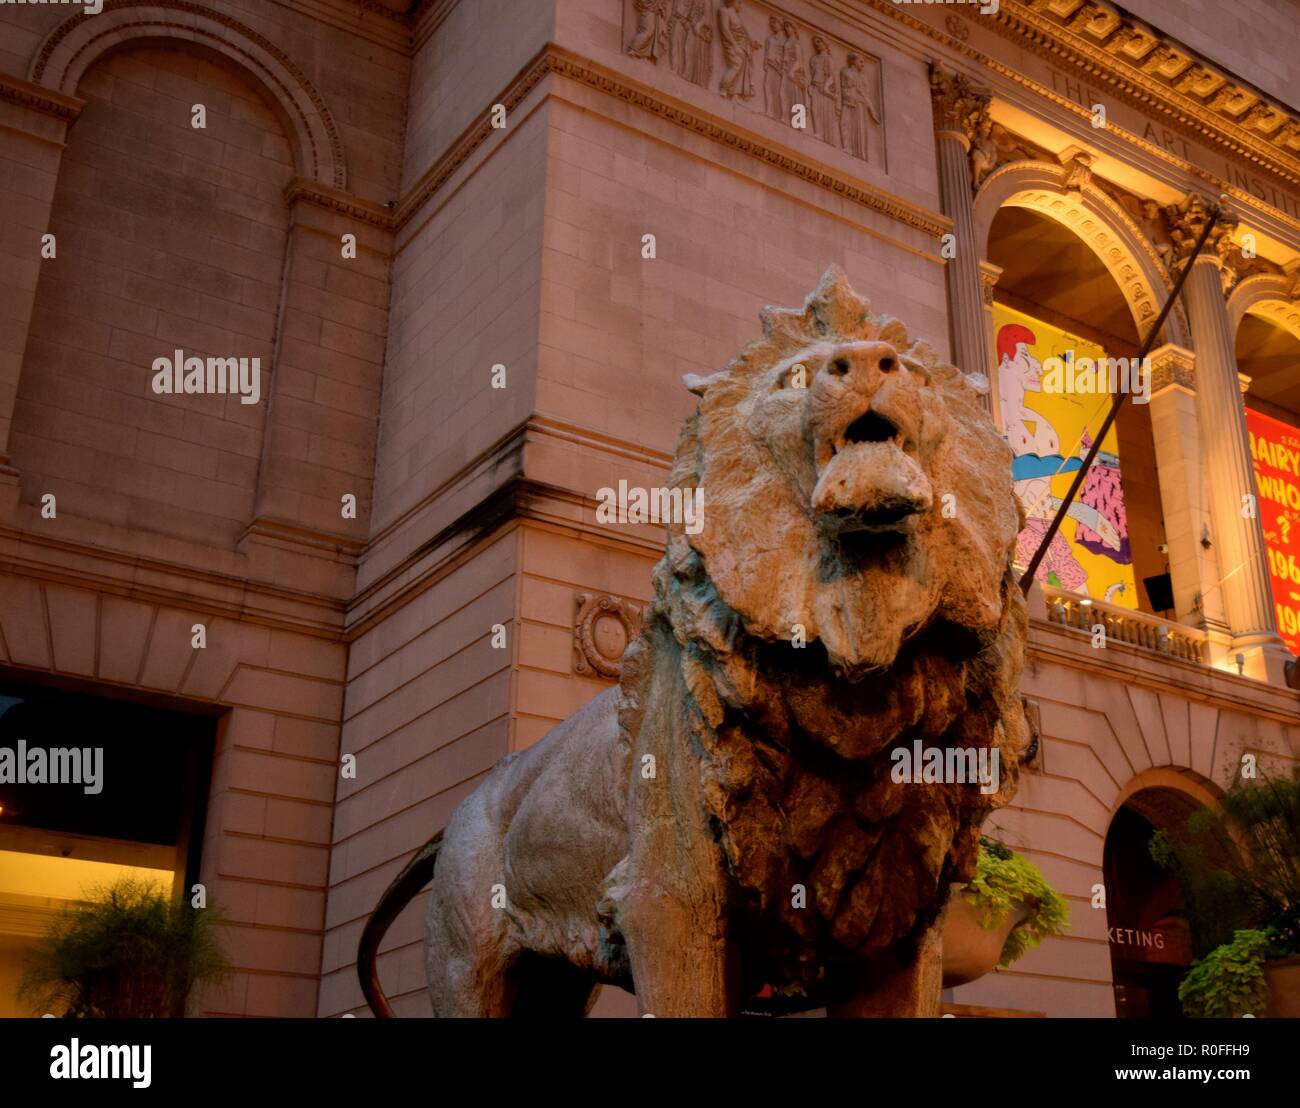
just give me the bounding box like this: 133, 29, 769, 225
827, 918, 945, 1018
616, 879, 740, 1018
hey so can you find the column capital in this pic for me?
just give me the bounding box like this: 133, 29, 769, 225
1162, 193, 1276, 295
1148, 343, 1195, 396
978, 260, 1002, 306
928, 62, 987, 137
1166, 192, 1234, 263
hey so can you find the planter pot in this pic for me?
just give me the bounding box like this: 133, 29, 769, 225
942, 884, 1030, 989
1264, 957, 1300, 1018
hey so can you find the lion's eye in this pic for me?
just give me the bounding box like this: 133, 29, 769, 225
879, 356, 896, 371
829, 358, 850, 376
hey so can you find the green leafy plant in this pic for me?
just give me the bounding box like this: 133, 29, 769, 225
1177, 928, 1275, 1019
19, 877, 231, 1018
1150, 769, 1300, 958
963, 836, 1070, 967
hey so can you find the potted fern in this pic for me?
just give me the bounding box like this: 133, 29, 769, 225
942, 836, 1070, 987
19, 877, 231, 1018
1151, 770, 1300, 1018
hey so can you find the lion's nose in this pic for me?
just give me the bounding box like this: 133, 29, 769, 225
824, 344, 898, 391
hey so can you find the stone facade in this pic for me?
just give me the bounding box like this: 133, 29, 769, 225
0, 0, 1298, 1018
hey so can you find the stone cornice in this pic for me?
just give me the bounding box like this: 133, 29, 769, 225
870, 0, 1300, 190
0, 525, 347, 640
1028, 619, 1300, 725
397, 44, 949, 239
991, 1, 1300, 178
0, 71, 84, 122
862, 0, 1300, 239
284, 178, 396, 230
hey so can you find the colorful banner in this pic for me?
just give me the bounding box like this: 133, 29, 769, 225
993, 303, 1138, 608
1246, 407, 1300, 656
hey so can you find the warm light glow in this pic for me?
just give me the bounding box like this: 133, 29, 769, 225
0, 851, 172, 902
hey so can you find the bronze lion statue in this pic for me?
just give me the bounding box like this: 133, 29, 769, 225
359, 266, 1028, 1017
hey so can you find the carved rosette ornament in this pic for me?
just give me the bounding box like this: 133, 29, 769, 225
573, 593, 644, 678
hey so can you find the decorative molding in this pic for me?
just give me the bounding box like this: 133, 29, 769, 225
397, 45, 948, 238
0, 71, 84, 122
30, 0, 347, 188
864, 0, 1300, 210
932, 64, 1049, 194
284, 178, 396, 230
1148, 342, 1195, 395
978, 259, 1001, 306
573, 592, 644, 679
928, 61, 985, 138
1020, 695, 1042, 769
0, 524, 347, 640
1163, 192, 1279, 294
981, 1, 1300, 186
1227, 273, 1300, 341
975, 160, 1191, 345
1060, 149, 1093, 197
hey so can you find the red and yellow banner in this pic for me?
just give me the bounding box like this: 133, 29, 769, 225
1246, 407, 1300, 656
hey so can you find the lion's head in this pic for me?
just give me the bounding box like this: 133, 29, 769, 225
622, 267, 1030, 990
679, 265, 1021, 675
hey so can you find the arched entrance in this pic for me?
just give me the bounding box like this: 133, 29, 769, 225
981, 169, 1173, 614
1103, 791, 1197, 1017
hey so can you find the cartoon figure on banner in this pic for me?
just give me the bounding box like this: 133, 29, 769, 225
995, 312, 1135, 604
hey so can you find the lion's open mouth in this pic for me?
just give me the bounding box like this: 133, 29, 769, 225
813, 429, 932, 537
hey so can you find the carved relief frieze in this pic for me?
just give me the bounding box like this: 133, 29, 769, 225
622, 0, 885, 165
574, 592, 644, 679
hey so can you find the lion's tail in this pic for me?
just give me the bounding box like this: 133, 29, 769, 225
357, 830, 443, 1018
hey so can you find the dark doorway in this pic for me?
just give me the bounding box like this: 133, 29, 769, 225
1103, 798, 1198, 1018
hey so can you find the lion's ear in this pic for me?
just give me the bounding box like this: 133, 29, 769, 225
683, 372, 722, 397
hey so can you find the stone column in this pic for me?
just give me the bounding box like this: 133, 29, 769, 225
1146, 344, 1230, 642
0, 75, 85, 510
929, 65, 990, 410
1175, 205, 1291, 682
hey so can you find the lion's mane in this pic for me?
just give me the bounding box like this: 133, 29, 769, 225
618, 268, 1029, 993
